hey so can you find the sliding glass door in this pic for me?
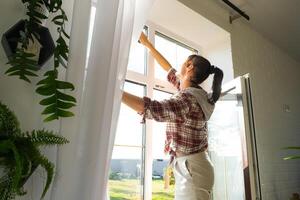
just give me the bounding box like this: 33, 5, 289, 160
208, 75, 261, 200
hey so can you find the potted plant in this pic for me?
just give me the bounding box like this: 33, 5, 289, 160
0, 101, 69, 199
1, 0, 76, 122
1, 1, 75, 199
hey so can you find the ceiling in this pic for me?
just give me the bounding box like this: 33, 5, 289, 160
148, 0, 230, 50
221, 0, 300, 62
149, 0, 300, 63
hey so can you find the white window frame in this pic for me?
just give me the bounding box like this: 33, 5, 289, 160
88, 3, 200, 199
121, 22, 200, 200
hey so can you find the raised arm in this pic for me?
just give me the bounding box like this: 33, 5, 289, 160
139, 32, 172, 72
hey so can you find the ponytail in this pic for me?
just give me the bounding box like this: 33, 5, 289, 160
208, 66, 223, 105
186, 55, 224, 104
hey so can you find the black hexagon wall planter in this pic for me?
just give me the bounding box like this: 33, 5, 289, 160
1, 20, 55, 68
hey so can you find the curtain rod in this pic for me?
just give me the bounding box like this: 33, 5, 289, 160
222, 0, 250, 21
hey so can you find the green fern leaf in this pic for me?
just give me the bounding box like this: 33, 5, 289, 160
32, 10, 48, 19
0, 101, 21, 136
56, 80, 74, 90
57, 100, 76, 109
5, 49, 38, 83
57, 109, 74, 117
57, 91, 76, 102
39, 95, 56, 106
41, 104, 57, 115
36, 154, 54, 198
58, 56, 67, 68
36, 69, 76, 122
0, 176, 16, 200
28, 130, 69, 146
62, 28, 70, 39
44, 114, 59, 122
36, 85, 56, 96
52, 15, 64, 21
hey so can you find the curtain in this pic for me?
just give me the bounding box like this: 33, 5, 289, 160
49, 0, 156, 199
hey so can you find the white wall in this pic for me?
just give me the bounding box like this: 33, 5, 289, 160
203, 36, 234, 84
179, 0, 300, 199
0, 0, 74, 199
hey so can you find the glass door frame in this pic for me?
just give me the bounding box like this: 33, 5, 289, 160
216, 74, 262, 200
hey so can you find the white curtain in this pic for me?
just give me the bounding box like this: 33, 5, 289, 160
49, 0, 156, 200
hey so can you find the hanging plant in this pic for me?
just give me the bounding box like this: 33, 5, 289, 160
1, 0, 76, 122
0, 101, 69, 199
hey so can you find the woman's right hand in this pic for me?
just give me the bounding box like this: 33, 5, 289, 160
138, 32, 172, 72
139, 32, 151, 47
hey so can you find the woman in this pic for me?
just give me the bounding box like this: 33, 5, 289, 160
122, 33, 224, 200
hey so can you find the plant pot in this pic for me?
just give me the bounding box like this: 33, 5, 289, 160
1, 20, 55, 68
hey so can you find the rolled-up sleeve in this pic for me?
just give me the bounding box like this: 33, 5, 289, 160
167, 68, 180, 91
139, 92, 191, 123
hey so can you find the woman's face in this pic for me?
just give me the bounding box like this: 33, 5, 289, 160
178, 58, 194, 81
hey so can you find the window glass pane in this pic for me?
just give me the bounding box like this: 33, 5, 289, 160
127, 29, 148, 74
109, 81, 145, 200
109, 146, 143, 200
114, 81, 145, 146
154, 33, 196, 80
154, 34, 177, 80
152, 90, 174, 199
152, 90, 172, 160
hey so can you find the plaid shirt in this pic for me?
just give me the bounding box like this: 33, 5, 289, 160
140, 68, 208, 158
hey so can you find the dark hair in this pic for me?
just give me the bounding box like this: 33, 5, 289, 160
187, 55, 224, 105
